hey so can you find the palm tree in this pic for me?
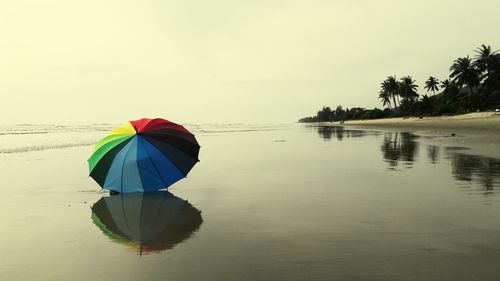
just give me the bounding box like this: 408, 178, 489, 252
400, 76, 419, 102
449, 56, 481, 96
440, 79, 451, 90
424, 76, 439, 95
424, 76, 440, 95
474, 44, 498, 71
378, 88, 391, 109
384, 75, 400, 108
379, 80, 390, 108
474, 44, 500, 87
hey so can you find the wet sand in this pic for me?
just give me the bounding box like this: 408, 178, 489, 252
2, 123, 500, 281
331, 112, 500, 134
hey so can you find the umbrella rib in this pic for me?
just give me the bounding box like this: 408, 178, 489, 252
144, 126, 195, 137
120, 138, 135, 193
120, 195, 135, 243
143, 135, 198, 171
142, 130, 199, 146
142, 120, 192, 135
152, 193, 171, 227
136, 142, 146, 193
138, 137, 168, 188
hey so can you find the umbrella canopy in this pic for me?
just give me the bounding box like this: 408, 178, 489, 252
88, 118, 200, 193
91, 191, 203, 255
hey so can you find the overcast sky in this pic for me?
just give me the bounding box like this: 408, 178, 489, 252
2, 0, 500, 124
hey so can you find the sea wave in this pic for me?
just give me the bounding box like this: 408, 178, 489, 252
0, 142, 97, 154
0, 123, 292, 153
0, 131, 49, 135
196, 123, 291, 134
0, 124, 116, 136
0, 124, 109, 154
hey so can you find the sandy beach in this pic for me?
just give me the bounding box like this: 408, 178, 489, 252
329, 112, 500, 133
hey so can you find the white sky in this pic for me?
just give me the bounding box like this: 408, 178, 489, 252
2, 0, 500, 124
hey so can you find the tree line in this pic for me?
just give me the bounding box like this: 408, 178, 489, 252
299, 44, 500, 123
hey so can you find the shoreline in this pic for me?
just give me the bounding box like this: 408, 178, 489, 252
315, 112, 500, 134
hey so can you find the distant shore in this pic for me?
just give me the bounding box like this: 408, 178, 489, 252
319, 112, 500, 133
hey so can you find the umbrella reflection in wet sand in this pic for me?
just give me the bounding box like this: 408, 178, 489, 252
91, 191, 203, 255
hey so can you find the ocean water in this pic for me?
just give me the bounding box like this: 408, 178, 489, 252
1, 123, 500, 281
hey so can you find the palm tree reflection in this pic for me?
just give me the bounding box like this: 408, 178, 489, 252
309, 125, 500, 192
316, 126, 370, 141
447, 152, 500, 191
380, 132, 419, 168
427, 145, 440, 164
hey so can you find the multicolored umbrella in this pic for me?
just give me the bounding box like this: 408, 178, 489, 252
88, 118, 200, 193
91, 191, 203, 255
